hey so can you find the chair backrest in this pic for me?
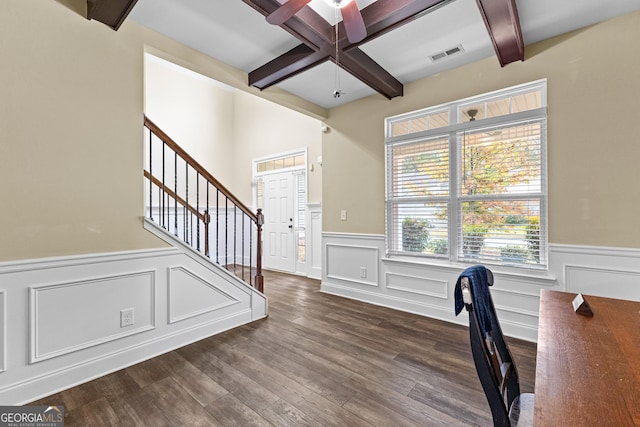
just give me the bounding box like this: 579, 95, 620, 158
459, 268, 522, 427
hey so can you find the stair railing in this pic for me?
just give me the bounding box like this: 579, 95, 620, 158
144, 117, 264, 292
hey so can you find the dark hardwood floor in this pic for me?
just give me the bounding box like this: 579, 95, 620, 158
32, 270, 536, 426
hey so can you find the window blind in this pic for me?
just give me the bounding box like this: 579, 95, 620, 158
385, 80, 547, 269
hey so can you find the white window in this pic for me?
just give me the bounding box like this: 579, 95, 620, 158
385, 80, 547, 269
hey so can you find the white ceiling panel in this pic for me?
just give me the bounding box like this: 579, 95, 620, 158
129, 0, 640, 109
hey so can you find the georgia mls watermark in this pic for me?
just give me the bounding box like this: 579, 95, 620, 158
0, 406, 64, 427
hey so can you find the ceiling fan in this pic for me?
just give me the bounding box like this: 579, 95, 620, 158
266, 0, 367, 43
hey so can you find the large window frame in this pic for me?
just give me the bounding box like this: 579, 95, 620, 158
385, 80, 548, 269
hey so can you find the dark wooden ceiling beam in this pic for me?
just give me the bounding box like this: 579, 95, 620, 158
86, 0, 139, 30
475, 0, 524, 66
249, 45, 329, 88
249, 41, 403, 100
340, 49, 403, 99
244, 0, 437, 100
244, 0, 520, 102
86, 0, 526, 103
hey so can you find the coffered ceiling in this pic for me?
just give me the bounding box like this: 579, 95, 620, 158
115, 0, 640, 109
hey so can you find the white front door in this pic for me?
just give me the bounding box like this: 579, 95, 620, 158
263, 171, 296, 273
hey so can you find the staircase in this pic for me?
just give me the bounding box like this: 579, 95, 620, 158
143, 116, 264, 292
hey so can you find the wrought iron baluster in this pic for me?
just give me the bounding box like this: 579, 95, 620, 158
255, 208, 264, 292
241, 214, 245, 281
196, 172, 200, 252
205, 182, 210, 257
174, 151, 178, 236
225, 196, 228, 270
143, 119, 264, 291
185, 163, 189, 245
249, 224, 253, 287
162, 140, 166, 229
216, 189, 220, 264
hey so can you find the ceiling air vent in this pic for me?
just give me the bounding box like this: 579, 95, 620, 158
430, 44, 465, 62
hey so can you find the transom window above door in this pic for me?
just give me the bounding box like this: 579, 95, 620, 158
255, 154, 305, 173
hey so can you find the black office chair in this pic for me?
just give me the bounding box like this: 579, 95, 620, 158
455, 265, 534, 427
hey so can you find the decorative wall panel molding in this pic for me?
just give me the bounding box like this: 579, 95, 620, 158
323, 234, 640, 342
168, 266, 241, 323
550, 243, 640, 299
29, 270, 156, 363
551, 243, 640, 258
386, 272, 448, 299
0, 290, 5, 373
0, 246, 266, 405
326, 243, 379, 287
490, 288, 541, 317
565, 264, 640, 300
323, 232, 385, 240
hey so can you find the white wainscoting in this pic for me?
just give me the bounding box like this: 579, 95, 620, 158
326, 241, 379, 287
306, 204, 322, 280
322, 233, 640, 342
168, 266, 243, 323
0, 290, 5, 373
0, 246, 267, 405
550, 244, 640, 300
29, 270, 157, 363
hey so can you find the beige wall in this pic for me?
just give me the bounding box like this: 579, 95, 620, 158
145, 57, 322, 207
233, 91, 323, 205
0, 0, 156, 261
2, 0, 638, 262
144, 55, 235, 184
0, 0, 323, 262
322, 11, 640, 248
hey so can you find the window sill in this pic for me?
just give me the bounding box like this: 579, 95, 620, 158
381, 255, 557, 285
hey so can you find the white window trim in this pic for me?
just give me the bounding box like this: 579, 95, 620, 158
252, 148, 309, 269
385, 80, 548, 270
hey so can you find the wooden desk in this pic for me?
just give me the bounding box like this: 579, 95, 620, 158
535, 289, 640, 426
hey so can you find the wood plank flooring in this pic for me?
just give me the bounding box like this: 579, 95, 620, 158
32, 270, 536, 426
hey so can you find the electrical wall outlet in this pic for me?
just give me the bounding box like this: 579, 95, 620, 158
120, 308, 134, 327
360, 267, 367, 278
340, 210, 347, 221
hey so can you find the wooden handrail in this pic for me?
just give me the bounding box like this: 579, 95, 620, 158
144, 116, 256, 221
144, 170, 208, 223
144, 116, 263, 292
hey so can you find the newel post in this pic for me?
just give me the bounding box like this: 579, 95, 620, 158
255, 208, 264, 293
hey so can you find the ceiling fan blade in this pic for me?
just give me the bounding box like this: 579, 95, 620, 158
266, 0, 312, 25
341, 1, 366, 44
